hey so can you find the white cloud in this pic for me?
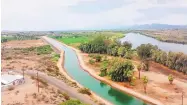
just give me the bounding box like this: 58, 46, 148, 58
1, 0, 187, 30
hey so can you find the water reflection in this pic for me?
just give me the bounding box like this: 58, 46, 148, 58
100, 82, 107, 87
120, 33, 187, 54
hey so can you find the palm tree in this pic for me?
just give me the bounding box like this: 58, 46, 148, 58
143, 76, 148, 94
137, 64, 141, 79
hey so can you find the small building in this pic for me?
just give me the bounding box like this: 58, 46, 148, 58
1, 73, 25, 90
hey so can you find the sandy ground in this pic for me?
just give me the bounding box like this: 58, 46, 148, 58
2, 75, 66, 105
81, 53, 187, 105
2, 39, 47, 48
1, 39, 102, 105
1, 40, 58, 75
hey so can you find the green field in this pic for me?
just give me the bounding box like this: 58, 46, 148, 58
56, 36, 90, 44
50, 31, 125, 45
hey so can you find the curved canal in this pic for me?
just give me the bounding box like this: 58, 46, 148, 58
120, 33, 187, 54
43, 37, 147, 105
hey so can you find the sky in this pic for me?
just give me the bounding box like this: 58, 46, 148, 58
1, 0, 187, 31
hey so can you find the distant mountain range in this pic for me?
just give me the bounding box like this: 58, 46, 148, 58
128, 24, 187, 30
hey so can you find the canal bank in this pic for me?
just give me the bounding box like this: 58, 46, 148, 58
43, 36, 164, 105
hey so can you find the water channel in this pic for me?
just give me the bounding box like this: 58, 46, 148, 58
44, 37, 147, 105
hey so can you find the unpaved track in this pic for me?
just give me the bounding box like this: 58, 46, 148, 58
14, 70, 96, 105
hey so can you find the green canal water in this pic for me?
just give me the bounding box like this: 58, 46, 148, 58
45, 37, 148, 105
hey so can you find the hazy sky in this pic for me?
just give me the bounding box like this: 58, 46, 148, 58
2, 0, 187, 31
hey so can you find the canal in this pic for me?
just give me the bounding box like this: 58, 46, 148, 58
43, 36, 147, 105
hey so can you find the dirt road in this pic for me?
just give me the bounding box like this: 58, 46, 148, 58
14, 70, 96, 105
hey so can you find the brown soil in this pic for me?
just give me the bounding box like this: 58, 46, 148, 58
2, 75, 66, 105
82, 53, 187, 105
1, 40, 59, 76
2, 39, 47, 48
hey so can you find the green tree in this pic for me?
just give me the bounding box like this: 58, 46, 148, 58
122, 41, 132, 50
110, 61, 134, 82
118, 47, 126, 57
137, 44, 157, 60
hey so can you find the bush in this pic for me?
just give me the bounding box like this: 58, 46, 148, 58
61, 93, 70, 100
168, 74, 174, 84
78, 88, 91, 95
8, 86, 15, 91
88, 54, 94, 58
95, 55, 102, 62
89, 59, 95, 65
36, 45, 53, 55
59, 99, 88, 105
5, 56, 12, 60
99, 66, 107, 77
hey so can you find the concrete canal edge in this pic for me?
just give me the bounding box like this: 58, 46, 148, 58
42, 36, 113, 105
43, 36, 164, 105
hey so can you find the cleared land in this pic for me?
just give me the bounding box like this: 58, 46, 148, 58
1, 39, 106, 105
2, 75, 66, 105
134, 29, 187, 44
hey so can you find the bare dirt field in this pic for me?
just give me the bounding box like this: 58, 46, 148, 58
2, 39, 47, 48
1, 39, 104, 105
81, 53, 187, 105
2, 75, 66, 105
1, 39, 58, 75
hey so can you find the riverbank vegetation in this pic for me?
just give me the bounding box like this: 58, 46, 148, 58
137, 44, 187, 74
133, 29, 187, 44
59, 99, 89, 105
78, 34, 187, 80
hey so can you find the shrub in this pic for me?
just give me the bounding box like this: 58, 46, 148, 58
89, 59, 95, 65
61, 93, 70, 100
78, 88, 91, 95
8, 86, 15, 91
5, 56, 12, 60
95, 55, 102, 62
99, 66, 107, 77
59, 99, 88, 105
168, 74, 174, 84
88, 54, 94, 58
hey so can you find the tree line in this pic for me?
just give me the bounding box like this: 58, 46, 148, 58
137, 44, 187, 74
79, 36, 187, 75
79, 36, 133, 59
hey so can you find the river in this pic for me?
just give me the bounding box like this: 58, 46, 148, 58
120, 33, 187, 54
43, 37, 147, 105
